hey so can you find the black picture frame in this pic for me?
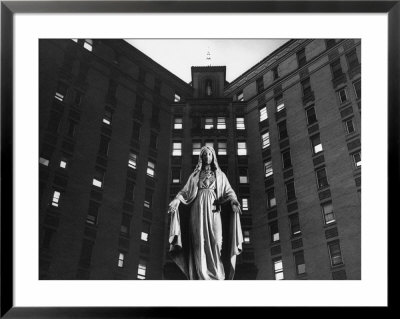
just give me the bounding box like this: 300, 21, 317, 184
1, 0, 396, 317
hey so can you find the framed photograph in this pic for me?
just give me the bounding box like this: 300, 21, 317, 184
1, 0, 396, 316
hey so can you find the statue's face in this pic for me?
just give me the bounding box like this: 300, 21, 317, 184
202, 149, 213, 165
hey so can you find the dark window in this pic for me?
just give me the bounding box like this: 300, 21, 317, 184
144, 189, 153, 208
294, 251, 306, 275
47, 111, 62, 133
98, 135, 109, 156
132, 122, 141, 140
316, 167, 329, 189
74, 91, 83, 106
353, 79, 361, 99
237, 91, 244, 102
154, 78, 161, 94
301, 78, 312, 96
79, 239, 94, 268
278, 121, 288, 140
326, 39, 336, 49
86, 201, 100, 225
328, 240, 343, 266
67, 120, 76, 137
125, 180, 135, 201
150, 132, 157, 149
306, 106, 317, 125
285, 181, 296, 201
289, 213, 301, 236
256, 76, 264, 93
171, 168, 181, 184
269, 221, 279, 242
297, 48, 307, 68
331, 59, 343, 79
135, 96, 144, 114
42, 227, 54, 249
282, 150, 292, 169
345, 118, 355, 134
120, 213, 132, 236
273, 66, 279, 80
108, 80, 117, 98
337, 87, 348, 103
346, 49, 359, 69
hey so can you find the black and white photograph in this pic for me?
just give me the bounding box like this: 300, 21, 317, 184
38, 38, 361, 281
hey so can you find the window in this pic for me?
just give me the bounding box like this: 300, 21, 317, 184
174, 93, 181, 102
311, 134, 323, 154
79, 239, 94, 268
120, 213, 132, 235
144, 189, 153, 208
217, 117, 226, 130
285, 181, 296, 201
47, 111, 62, 133
237, 142, 247, 156
103, 110, 112, 125
149, 132, 157, 149
171, 168, 180, 184
275, 94, 285, 112
86, 201, 99, 225
128, 153, 137, 169
141, 221, 151, 242
93, 169, 104, 188
301, 78, 312, 97
192, 142, 201, 155
273, 258, 284, 280
282, 150, 292, 169
146, 161, 155, 177
306, 106, 317, 125
55, 82, 68, 102
241, 198, 249, 211
267, 188, 276, 208
344, 118, 355, 134
236, 117, 245, 130
322, 202, 335, 225
337, 87, 348, 103
328, 241, 343, 266
270, 221, 279, 242
83, 39, 93, 51
99, 135, 109, 156
326, 39, 337, 49
353, 152, 361, 167
331, 59, 343, 79
205, 141, 214, 149
131, 123, 141, 140
256, 76, 264, 93
172, 142, 182, 156
118, 252, 125, 268
75, 91, 83, 106
67, 120, 76, 137
239, 168, 248, 184
51, 190, 61, 207
137, 260, 147, 279
59, 159, 67, 169
39, 157, 50, 166
264, 161, 273, 178
346, 49, 359, 69
218, 142, 227, 155
294, 251, 306, 275
289, 213, 301, 236
259, 106, 268, 122
237, 91, 244, 102
243, 230, 250, 243
297, 48, 307, 68
278, 121, 288, 140
272, 66, 279, 80
174, 117, 183, 129
125, 180, 135, 201
353, 79, 361, 99
204, 117, 214, 129
316, 167, 329, 189
261, 131, 270, 149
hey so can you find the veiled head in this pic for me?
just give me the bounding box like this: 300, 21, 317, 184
194, 146, 221, 173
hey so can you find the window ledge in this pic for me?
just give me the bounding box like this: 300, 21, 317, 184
330, 263, 345, 270
323, 222, 337, 229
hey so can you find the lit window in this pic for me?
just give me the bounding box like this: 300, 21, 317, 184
103, 110, 112, 125
174, 117, 183, 129
261, 131, 270, 149
275, 94, 285, 112
353, 79, 361, 99
316, 167, 329, 189
86, 201, 99, 225
306, 106, 317, 125
217, 117, 226, 130
171, 168, 180, 184
301, 78, 312, 97
59, 159, 67, 169
353, 152, 361, 167
237, 142, 247, 156
144, 189, 152, 209
273, 259, 284, 280
204, 118, 214, 129
174, 93, 181, 102
236, 117, 245, 130
267, 188, 276, 208
345, 118, 355, 134
311, 134, 323, 154
322, 202, 335, 225
337, 87, 348, 104
294, 251, 306, 275
282, 150, 292, 169
147, 161, 155, 177
141, 222, 150, 242
137, 261, 147, 279
241, 198, 249, 211
54, 82, 68, 102
264, 161, 273, 178
118, 252, 125, 268
328, 241, 343, 266
51, 190, 61, 207
92, 169, 104, 188
289, 213, 301, 236
39, 157, 50, 166
278, 121, 288, 140
83, 39, 93, 51
243, 230, 250, 243
205, 141, 214, 149
237, 91, 244, 102
239, 168, 248, 184
285, 181, 296, 201
270, 221, 279, 242
128, 153, 137, 169
172, 142, 182, 156
192, 142, 201, 155
259, 106, 268, 122
218, 142, 227, 155
120, 213, 131, 235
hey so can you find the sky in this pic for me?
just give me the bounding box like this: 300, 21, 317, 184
125, 39, 289, 83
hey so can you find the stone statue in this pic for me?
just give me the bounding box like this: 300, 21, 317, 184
168, 146, 243, 280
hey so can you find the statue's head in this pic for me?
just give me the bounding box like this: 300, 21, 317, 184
201, 147, 213, 165
195, 146, 220, 173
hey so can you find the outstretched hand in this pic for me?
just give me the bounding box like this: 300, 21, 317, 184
168, 198, 180, 214
231, 199, 241, 214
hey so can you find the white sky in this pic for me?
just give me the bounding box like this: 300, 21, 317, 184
125, 39, 289, 83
